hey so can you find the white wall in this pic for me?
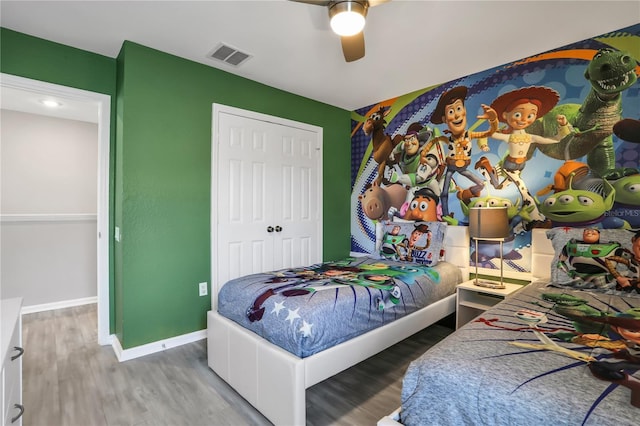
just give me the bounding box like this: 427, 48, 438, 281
1, 109, 98, 307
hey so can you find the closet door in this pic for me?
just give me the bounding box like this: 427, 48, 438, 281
214, 107, 322, 293
272, 121, 321, 270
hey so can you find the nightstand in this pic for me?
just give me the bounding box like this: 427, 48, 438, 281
456, 279, 523, 329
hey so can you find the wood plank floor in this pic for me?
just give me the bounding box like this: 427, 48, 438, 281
22, 304, 453, 426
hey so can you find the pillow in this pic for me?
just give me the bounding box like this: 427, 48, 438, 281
546, 227, 639, 297
377, 220, 447, 266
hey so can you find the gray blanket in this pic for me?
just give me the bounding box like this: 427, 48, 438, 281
218, 256, 461, 357
401, 280, 640, 425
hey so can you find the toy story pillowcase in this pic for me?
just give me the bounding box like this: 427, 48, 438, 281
546, 227, 640, 297
377, 221, 447, 266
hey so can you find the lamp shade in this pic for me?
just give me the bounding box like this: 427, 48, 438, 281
468, 207, 510, 239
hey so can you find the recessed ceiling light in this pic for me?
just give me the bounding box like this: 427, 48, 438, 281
40, 99, 62, 108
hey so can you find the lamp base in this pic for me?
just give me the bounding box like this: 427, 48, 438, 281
473, 280, 506, 290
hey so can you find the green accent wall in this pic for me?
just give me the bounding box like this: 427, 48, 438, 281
1, 28, 118, 333
0, 28, 116, 94
1, 28, 351, 349
115, 41, 350, 348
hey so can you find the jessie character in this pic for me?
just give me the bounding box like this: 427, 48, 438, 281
476, 86, 572, 225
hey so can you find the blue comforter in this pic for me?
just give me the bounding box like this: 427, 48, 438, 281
217, 256, 461, 357
401, 280, 640, 425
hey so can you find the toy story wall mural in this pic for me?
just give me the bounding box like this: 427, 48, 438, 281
350, 23, 640, 276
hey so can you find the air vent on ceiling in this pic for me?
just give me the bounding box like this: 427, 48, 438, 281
208, 43, 252, 67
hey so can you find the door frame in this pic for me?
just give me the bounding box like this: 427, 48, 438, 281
1, 73, 112, 345
211, 103, 323, 310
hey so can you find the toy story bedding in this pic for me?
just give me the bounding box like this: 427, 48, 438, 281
216, 256, 462, 358
547, 227, 640, 296
399, 280, 639, 426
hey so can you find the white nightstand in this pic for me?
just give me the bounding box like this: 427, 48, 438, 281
456, 279, 523, 329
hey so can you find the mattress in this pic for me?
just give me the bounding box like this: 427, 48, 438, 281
217, 256, 462, 357
400, 280, 640, 426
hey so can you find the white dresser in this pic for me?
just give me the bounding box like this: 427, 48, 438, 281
1, 298, 23, 426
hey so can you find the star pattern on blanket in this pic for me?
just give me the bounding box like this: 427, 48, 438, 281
299, 320, 313, 337
286, 307, 301, 324
271, 301, 314, 338
271, 301, 285, 316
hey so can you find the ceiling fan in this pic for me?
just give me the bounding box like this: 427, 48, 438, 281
291, 0, 390, 62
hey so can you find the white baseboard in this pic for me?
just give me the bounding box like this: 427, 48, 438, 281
21, 296, 97, 314
112, 329, 207, 362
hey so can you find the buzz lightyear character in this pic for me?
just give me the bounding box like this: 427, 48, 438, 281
387, 127, 442, 193
389, 153, 442, 194
330, 272, 401, 311
380, 224, 407, 259
341, 263, 440, 311
558, 228, 620, 288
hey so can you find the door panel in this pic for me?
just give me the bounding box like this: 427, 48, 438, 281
272, 127, 320, 269
214, 107, 322, 297
217, 113, 274, 282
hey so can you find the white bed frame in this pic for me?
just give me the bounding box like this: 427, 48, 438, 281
207, 225, 470, 426
377, 228, 554, 426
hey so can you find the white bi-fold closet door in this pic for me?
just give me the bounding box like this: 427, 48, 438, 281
211, 104, 323, 306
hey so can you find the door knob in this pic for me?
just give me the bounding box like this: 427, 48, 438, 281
275, 226, 282, 232
267, 226, 274, 233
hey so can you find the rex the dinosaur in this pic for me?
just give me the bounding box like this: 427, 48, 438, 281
527, 48, 637, 177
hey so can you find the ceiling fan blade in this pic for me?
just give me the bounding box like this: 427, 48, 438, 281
288, 0, 331, 6
341, 32, 365, 62
368, 0, 391, 7
289, 0, 388, 6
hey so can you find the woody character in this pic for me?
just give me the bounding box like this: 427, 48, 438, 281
397, 223, 431, 262
423, 86, 499, 220
583, 309, 640, 408
605, 230, 640, 293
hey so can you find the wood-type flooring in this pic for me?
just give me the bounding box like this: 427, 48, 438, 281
21, 304, 453, 426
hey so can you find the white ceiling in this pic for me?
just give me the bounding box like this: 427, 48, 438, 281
1, 85, 100, 123
1, 0, 639, 119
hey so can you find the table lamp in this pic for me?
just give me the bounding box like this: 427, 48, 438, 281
468, 206, 510, 289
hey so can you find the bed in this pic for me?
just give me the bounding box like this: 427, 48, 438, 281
207, 223, 470, 425
379, 228, 640, 426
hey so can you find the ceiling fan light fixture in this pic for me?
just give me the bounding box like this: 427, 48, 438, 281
329, 1, 367, 37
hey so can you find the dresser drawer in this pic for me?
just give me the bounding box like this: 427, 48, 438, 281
3, 350, 22, 425
1, 299, 23, 426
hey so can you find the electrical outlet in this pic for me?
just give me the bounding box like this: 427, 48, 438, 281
199, 282, 208, 297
